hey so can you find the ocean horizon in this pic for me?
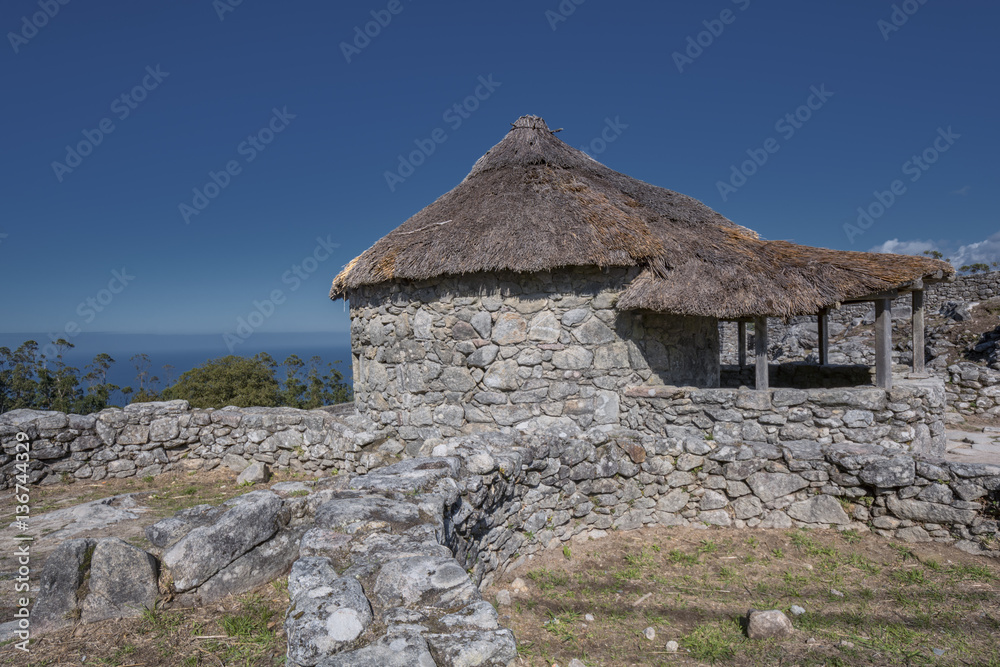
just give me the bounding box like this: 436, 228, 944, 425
0, 332, 352, 406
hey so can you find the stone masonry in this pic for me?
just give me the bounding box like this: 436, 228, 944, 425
350, 266, 721, 439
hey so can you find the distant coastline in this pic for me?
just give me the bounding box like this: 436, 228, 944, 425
0, 332, 351, 405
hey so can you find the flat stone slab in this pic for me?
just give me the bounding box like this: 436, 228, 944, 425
9, 494, 147, 546
314, 494, 423, 533
373, 555, 480, 610
349, 457, 460, 493
162, 490, 283, 591
316, 627, 436, 667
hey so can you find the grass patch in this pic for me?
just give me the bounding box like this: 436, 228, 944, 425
682, 618, 744, 662
496, 525, 1000, 667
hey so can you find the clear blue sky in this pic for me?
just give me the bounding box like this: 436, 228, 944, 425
2, 0, 997, 342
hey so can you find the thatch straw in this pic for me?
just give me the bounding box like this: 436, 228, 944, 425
330, 115, 952, 317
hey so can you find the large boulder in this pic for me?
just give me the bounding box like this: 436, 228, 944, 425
31, 539, 94, 633
162, 490, 284, 591
189, 528, 303, 603
80, 538, 159, 623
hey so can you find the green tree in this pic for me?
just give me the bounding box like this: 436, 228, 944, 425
281, 354, 308, 408
967, 263, 990, 274
129, 353, 162, 403
160, 354, 281, 408
77, 353, 120, 413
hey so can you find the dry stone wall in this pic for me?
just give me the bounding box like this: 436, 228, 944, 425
618, 378, 946, 457
20, 424, 1000, 664
349, 267, 719, 440
435, 427, 1000, 591
946, 362, 1000, 417
0, 401, 376, 489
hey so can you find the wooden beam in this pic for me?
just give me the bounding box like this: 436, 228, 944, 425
754, 316, 768, 391
874, 298, 892, 390
737, 321, 747, 368
912, 289, 925, 373
817, 308, 829, 366
842, 289, 898, 305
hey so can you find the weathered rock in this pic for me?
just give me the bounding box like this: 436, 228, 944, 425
315, 495, 422, 534
467, 345, 499, 368
80, 538, 158, 623
438, 601, 500, 630
31, 538, 94, 633
146, 504, 228, 549
746, 472, 809, 503
859, 456, 915, 488
162, 490, 283, 591
425, 629, 518, 667
786, 495, 850, 525
491, 313, 527, 345
746, 609, 794, 639
193, 528, 302, 603
237, 461, 271, 486
886, 496, 977, 524
373, 555, 480, 610
317, 627, 436, 667
732, 495, 763, 519
349, 457, 459, 494
286, 558, 374, 666
222, 453, 250, 472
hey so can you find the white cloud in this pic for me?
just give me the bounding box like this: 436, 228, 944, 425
868, 238, 938, 256
869, 231, 1000, 269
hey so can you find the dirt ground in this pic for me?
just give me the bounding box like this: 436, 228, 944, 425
489, 525, 1000, 667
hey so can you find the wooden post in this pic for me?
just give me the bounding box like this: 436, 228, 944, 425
754, 316, 768, 391
912, 289, 925, 373
817, 308, 829, 366
874, 298, 892, 390
737, 321, 747, 368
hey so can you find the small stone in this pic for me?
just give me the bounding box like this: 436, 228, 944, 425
746, 609, 794, 639
790, 605, 805, 616
584, 614, 595, 622
830, 588, 844, 598
568, 660, 587, 667
643, 627, 656, 641
838, 640, 854, 648
665, 640, 679, 652
496, 590, 512, 606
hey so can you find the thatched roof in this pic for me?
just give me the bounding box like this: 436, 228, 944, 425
330, 115, 952, 318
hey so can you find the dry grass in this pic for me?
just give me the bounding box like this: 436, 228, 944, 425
492, 525, 1000, 666
0, 585, 289, 666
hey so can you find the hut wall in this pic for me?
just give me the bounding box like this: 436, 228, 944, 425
620, 376, 947, 457
348, 267, 719, 438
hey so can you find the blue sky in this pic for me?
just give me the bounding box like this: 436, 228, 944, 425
2, 0, 997, 345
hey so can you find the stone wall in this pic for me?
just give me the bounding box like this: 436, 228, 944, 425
349, 267, 719, 440
947, 362, 1000, 417
618, 377, 946, 457
930, 270, 1000, 304
23, 424, 1000, 663
0, 401, 375, 489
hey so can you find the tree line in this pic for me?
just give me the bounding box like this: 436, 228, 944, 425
922, 250, 997, 275
0, 339, 352, 414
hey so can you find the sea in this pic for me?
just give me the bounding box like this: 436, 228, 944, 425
0, 332, 352, 405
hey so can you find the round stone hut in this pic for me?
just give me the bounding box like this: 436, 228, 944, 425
330, 115, 951, 440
